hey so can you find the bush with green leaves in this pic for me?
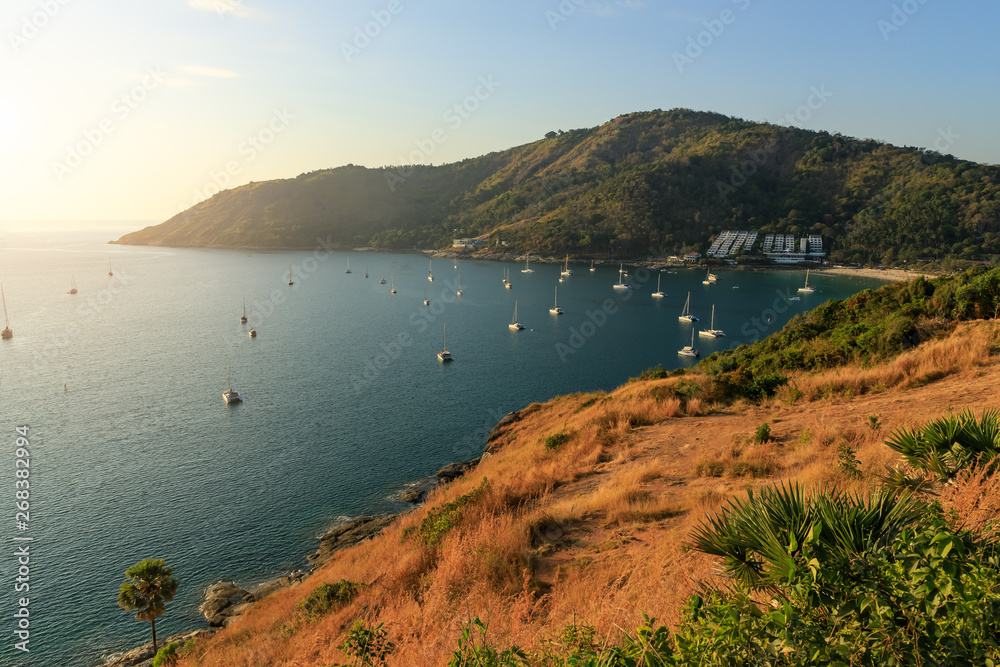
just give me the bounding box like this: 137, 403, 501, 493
752, 422, 771, 445
885, 408, 1000, 483
332, 620, 395, 667
152, 643, 179, 667
297, 579, 361, 621
404, 478, 489, 547
544, 432, 571, 450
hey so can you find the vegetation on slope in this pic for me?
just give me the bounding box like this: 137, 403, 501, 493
116, 110, 1000, 265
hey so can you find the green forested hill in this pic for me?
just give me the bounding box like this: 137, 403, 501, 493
115, 109, 1000, 264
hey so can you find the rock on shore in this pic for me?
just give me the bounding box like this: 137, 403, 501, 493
307, 515, 398, 568
101, 629, 213, 667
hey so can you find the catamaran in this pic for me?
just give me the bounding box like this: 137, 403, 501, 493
678, 292, 699, 322
612, 263, 631, 290
549, 287, 563, 315
1, 284, 12, 340
240, 297, 248, 324
651, 274, 665, 298
699, 304, 726, 337
68, 275, 78, 295
521, 256, 533, 273
509, 301, 525, 330
678, 329, 699, 357
223, 360, 242, 403
428, 259, 434, 282
437, 324, 453, 362
798, 269, 816, 294
561, 255, 572, 276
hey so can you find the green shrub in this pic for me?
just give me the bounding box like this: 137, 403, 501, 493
695, 458, 725, 478
837, 442, 862, 479
868, 414, 881, 431
152, 643, 179, 667
333, 620, 395, 667
405, 478, 489, 547
630, 365, 669, 382
297, 579, 361, 620
752, 422, 771, 445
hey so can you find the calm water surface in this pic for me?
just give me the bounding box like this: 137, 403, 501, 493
0, 222, 885, 666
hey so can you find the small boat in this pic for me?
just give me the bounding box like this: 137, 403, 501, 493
288, 267, 294, 286
364, 266, 368, 279
589, 260, 596, 272
787, 295, 800, 301
390, 275, 396, 294
678, 329, 699, 357
437, 324, 453, 362
560, 254, 572, 277
248, 305, 257, 338
68, 275, 78, 295
612, 263, 631, 291
509, 301, 525, 331
345, 258, 352, 274
427, 260, 434, 282
678, 292, 699, 322
521, 256, 534, 273
504, 268, 512, 289
702, 267, 712, 285
651, 274, 665, 298
708, 272, 719, 282
423, 286, 430, 306
240, 296, 248, 324
223, 360, 242, 403
456, 273, 463, 297
1, 284, 12, 340
379, 268, 387, 285
108, 256, 114, 277
549, 287, 563, 315
699, 304, 726, 338
798, 269, 816, 294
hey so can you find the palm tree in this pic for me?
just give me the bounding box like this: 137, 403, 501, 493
117, 558, 178, 652
884, 408, 1000, 483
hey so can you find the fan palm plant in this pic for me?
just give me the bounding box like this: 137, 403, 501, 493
884, 409, 1000, 483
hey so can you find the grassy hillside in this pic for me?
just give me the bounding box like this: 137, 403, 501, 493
116, 109, 1000, 265
159, 269, 1000, 666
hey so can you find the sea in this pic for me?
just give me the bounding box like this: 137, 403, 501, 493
0, 221, 886, 666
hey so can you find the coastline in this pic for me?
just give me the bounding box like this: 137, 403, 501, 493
815, 267, 939, 282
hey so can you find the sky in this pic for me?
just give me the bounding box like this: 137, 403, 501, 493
1, 0, 998, 222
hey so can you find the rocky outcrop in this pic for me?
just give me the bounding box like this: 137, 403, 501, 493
200, 582, 254, 627
307, 515, 398, 568
437, 457, 481, 483
484, 410, 522, 455
400, 488, 427, 504
101, 629, 213, 667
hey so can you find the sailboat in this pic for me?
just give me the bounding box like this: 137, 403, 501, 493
345, 258, 352, 274
651, 274, 665, 298
288, 267, 294, 286
240, 297, 248, 324
590, 260, 596, 272
678, 292, 699, 322
521, 256, 533, 273
699, 304, 726, 337
702, 266, 713, 285
456, 273, 463, 297
561, 254, 572, 276
1, 284, 12, 340
437, 324, 453, 362
423, 285, 430, 306
108, 256, 114, 277
68, 275, 78, 295
549, 287, 563, 315
390, 275, 396, 294
427, 260, 434, 282
364, 266, 368, 279
678, 329, 699, 357
504, 267, 512, 289
509, 301, 525, 330
248, 305, 257, 338
612, 263, 631, 290
223, 360, 242, 403
379, 268, 387, 285
798, 269, 816, 294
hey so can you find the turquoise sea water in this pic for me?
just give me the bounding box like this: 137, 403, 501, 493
0, 223, 886, 666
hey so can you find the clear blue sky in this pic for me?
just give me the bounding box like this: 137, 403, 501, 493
2, 0, 997, 221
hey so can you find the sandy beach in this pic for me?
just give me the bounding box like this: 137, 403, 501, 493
816, 267, 940, 282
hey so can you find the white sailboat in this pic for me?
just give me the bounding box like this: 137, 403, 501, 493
1, 284, 12, 340
68, 275, 77, 295
364, 266, 368, 279
423, 285, 430, 306
678, 292, 699, 322
798, 269, 816, 294
379, 267, 387, 285
108, 256, 114, 277
702, 266, 713, 285
699, 304, 726, 337
521, 256, 533, 273
427, 259, 434, 282
508, 301, 525, 330
678, 329, 699, 357
549, 286, 563, 315
223, 360, 242, 403
248, 305, 257, 338
437, 324, 453, 362
651, 274, 665, 298
345, 258, 352, 274
288, 267, 294, 286
456, 273, 463, 297
240, 296, 248, 324
390, 275, 396, 294
504, 267, 512, 289
589, 260, 596, 272
612, 263, 631, 290
561, 254, 572, 276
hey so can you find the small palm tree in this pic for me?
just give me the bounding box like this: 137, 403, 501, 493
885, 409, 1000, 483
117, 558, 178, 652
